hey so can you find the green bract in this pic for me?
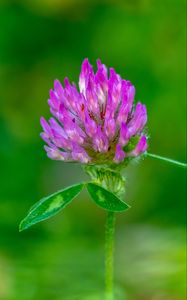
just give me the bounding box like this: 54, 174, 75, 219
19, 167, 130, 231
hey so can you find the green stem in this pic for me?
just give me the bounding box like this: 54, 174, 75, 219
147, 152, 187, 168
105, 211, 116, 300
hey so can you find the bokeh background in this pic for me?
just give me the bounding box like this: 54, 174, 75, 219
0, 0, 186, 299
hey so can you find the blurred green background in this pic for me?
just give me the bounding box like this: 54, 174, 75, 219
0, 0, 186, 299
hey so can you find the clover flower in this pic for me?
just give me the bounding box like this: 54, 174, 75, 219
40, 59, 148, 164
20, 58, 186, 300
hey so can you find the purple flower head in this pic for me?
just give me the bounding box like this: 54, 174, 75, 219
40, 59, 148, 164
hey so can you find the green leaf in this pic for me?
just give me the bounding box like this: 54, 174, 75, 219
19, 183, 84, 231
86, 183, 130, 212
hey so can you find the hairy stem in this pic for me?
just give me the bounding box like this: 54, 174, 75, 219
147, 152, 187, 168
105, 211, 116, 300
